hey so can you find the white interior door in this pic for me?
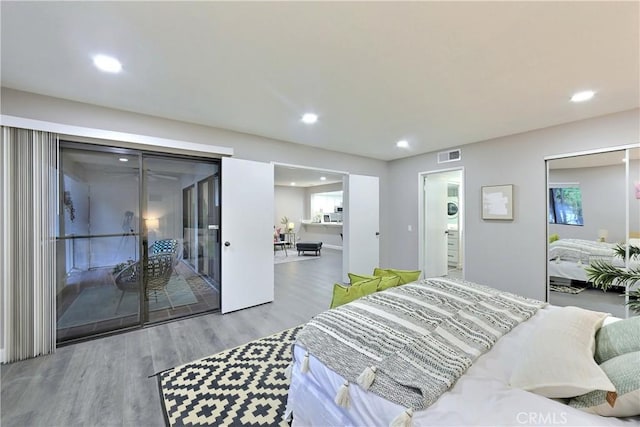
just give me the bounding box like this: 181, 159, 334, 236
424, 173, 448, 277
343, 174, 379, 281
221, 157, 274, 313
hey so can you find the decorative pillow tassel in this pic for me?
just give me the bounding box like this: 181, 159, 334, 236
356, 366, 377, 390
284, 363, 293, 380
301, 352, 310, 373
334, 381, 351, 408
390, 408, 413, 427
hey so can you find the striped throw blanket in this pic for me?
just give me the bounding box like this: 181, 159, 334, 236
295, 277, 546, 410
549, 238, 619, 264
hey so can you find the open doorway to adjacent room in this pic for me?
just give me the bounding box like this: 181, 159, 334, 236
272, 165, 345, 282
419, 168, 464, 279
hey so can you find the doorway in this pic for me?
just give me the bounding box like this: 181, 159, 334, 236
272, 164, 348, 287
56, 143, 221, 342
419, 168, 464, 278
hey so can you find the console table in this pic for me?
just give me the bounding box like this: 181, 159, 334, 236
284, 232, 296, 248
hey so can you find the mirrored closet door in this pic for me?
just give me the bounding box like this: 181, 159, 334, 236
546, 146, 639, 318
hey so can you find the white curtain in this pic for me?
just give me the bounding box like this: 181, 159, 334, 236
1, 126, 58, 363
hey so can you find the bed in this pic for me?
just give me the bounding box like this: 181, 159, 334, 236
285, 277, 639, 426
548, 238, 637, 286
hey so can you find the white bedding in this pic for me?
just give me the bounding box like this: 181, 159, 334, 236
548, 259, 590, 282
286, 307, 638, 426
548, 239, 619, 264
548, 239, 639, 285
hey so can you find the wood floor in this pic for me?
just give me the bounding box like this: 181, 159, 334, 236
1, 249, 342, 427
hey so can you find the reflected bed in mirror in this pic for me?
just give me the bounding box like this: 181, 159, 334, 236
546, 147, 640, 318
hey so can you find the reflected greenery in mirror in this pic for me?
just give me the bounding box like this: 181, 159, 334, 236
586, 245, 640, 313
548, 187, 583, 225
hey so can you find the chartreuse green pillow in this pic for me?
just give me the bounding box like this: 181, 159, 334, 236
549, 233, 560, 243
330, 277, 381, 309
377, 275, 401, 291
373, 268, 421, 285
348, 273, 400, 291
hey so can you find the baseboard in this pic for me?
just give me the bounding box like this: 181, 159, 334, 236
323, 244, 342, 250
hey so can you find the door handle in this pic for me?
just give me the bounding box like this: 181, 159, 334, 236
375, 232, 380, 236
224, 241, 230, 247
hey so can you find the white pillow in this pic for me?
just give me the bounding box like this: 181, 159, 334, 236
509, 306, 615, 398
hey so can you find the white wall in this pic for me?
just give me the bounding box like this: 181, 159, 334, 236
3, 88, 638, 301
304, 182, 343, 219
274, 183, 345, 248
274, 185, 305, 232
301, 182, 344, 247
387, 109, 639, 301
1, 88, 389, 263
549, 161, 639, 243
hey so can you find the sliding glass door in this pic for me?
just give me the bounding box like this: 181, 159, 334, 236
56, 143, 220, 342
56, 146, 142, 341
144, 156, 220, 323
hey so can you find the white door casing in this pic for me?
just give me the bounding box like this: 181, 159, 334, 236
221, 157, 274, 313
343, 174, 379, 282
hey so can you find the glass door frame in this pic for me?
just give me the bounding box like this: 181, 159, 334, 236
57, 141, 222, 343
57, 141, 145, 340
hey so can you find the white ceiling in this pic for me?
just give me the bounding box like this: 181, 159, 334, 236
1, 2, 638, 161
274, 166, 343, 188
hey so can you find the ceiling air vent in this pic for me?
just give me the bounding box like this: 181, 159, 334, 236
437, 149, 461, 164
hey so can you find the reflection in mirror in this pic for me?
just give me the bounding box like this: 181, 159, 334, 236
626, 147, 640, 247
547, 148, 639, 318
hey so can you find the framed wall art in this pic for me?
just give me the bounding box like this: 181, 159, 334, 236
482, 184, 513, 220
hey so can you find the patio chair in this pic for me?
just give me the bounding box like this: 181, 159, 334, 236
113, 239, 179, 313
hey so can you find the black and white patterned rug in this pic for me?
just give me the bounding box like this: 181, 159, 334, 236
158, 325, 302, 427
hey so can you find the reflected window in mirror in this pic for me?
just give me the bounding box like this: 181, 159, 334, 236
548, 186, 583, 225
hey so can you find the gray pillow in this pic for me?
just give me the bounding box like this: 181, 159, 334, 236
569, 351, 640, 417
595, 316, 640, 364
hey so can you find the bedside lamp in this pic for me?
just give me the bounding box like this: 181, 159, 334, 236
597, 229, 608, 243
145, 218, 159, 232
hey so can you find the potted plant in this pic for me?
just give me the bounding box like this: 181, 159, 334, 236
585, 244, 640, 313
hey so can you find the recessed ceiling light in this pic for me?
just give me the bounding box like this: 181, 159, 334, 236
301, 113, 318, 124
290, 182, 296, 186
118, 157, 128, 162
320, 176, 327, 181
396, 140, 409, 148
93, 54, 122, 73
570, 90, 595, 103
